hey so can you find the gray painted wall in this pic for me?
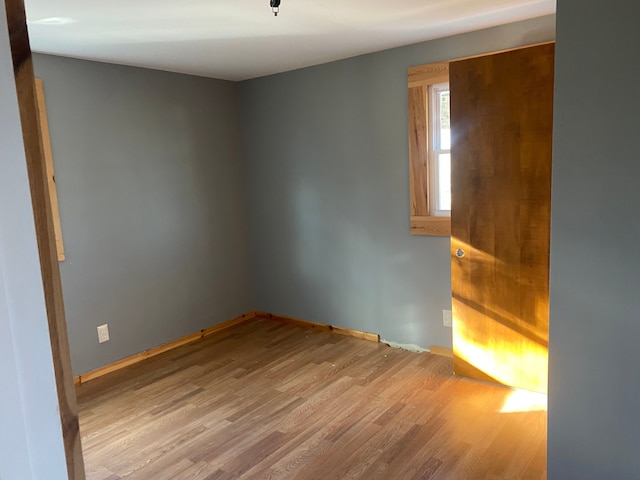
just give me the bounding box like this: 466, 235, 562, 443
33, 55, 254, 375
0, 5, 68, 478
548, 1, 640, 478
9, 3, 640, 477
239, 15, 556, 350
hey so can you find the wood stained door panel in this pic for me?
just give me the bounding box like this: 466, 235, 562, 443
450, 44, 554, 394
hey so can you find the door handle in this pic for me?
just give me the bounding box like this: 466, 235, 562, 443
455, 248, 465, 258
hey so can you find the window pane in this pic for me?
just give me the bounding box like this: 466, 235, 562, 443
439, 90, 451, 150
438, 153, 451, 211
441, 128, 451, 150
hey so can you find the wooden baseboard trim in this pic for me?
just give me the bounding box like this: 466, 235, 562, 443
255, 311, 380, 343
429, 345, 454, 358
75, 310, 381, 384
74, 312, 257, 385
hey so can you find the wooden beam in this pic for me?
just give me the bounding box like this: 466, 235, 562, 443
429, 345, 454, 358
34, 78, 65, 261
408, 83, 430, 217
75, 311, 381, 384
75, 313, 256, 384
255, 311, 380, 343
407, 61, 449, 88
410, 216, 451, 237
4, 1, 84, 478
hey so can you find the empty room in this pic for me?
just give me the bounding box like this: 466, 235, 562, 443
2, 0, 640, 479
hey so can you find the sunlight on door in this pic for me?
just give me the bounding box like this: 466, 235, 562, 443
451, 239, 549, 394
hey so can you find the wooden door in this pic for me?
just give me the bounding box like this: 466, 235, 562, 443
450, 44, 554, 394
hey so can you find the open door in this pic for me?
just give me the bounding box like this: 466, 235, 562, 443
450, 44, 554, 394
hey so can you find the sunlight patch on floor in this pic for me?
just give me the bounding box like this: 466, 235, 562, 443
500, 388, 547, 413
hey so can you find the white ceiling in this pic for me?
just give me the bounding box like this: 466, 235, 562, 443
24, 0, 556, 81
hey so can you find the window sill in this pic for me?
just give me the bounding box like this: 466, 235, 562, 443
410, 215, 451, 237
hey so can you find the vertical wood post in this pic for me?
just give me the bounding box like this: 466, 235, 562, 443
3, 1, 85, 478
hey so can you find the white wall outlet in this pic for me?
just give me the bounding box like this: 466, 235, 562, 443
443, 310, 452, 328
97, 324, 110, 343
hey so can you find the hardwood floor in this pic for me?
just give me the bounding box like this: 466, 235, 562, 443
76, 318, 547, 479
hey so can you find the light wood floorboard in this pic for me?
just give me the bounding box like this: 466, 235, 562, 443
76, 318, 546, 479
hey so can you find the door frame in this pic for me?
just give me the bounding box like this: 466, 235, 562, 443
4, 0, 85, 478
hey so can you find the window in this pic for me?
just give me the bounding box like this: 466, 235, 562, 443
408, 61, 450, 236
430, 82, 451, 216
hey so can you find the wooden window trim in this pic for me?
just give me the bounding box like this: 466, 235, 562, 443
35, 78, 65, 261
408, 61, 451, 236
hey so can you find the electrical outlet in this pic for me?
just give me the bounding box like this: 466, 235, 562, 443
97, 324, 110, 343
443, 310, 452, 328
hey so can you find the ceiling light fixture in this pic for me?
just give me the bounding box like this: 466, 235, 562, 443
270, 0, 281, 16
28, 17, 77, 25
